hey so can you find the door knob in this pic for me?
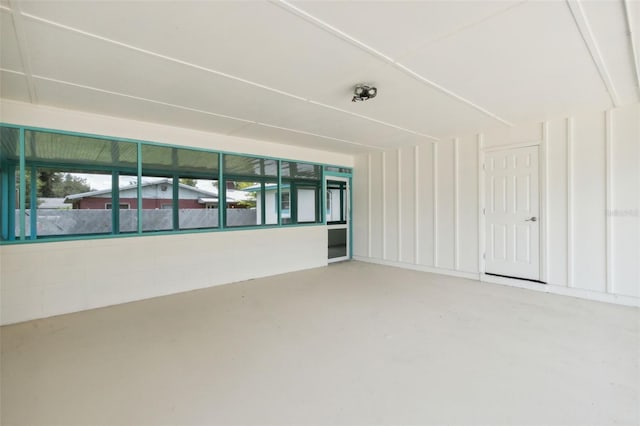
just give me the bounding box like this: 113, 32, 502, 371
525, 217, 537, 222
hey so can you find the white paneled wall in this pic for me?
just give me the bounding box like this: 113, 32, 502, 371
610, 105, 640, 297
354, 103, 639, 304
571, 111, 607, 292
356, 136, 480, 279
457, 134, 479, 274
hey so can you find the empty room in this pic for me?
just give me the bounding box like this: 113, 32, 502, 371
1, 0, 639, 425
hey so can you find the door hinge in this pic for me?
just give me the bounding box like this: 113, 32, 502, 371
483, 253, 486, 260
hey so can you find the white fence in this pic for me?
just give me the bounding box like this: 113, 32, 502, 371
16, 209, 258, 236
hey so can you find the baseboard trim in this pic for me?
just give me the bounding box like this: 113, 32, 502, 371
480, 274, 640, 307
352, 256, 639, 307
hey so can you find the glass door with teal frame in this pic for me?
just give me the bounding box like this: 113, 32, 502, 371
326, 177, 349, 262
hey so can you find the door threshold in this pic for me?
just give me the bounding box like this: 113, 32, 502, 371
485, 273, 546, 284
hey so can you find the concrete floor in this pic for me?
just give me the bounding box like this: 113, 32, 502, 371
1, 261, 638, 426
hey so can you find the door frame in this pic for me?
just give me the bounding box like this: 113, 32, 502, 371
478, 139, 547, 284
324, 173, 352, 263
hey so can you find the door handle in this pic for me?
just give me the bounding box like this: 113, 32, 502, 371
525, 217, 537, 222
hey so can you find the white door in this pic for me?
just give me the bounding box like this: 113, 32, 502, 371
485, 146, 540, 281
326, 177, 349, 263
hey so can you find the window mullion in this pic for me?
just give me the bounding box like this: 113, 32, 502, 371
261, 182, 266, 225
112, 172, 120, 234
18, 128, 25, 240
137, 143, 142, 234
173, 174, 179, 231
277, 160, 281, 226
219, 154, 224, 230
29, 165, 37, 239
291, 182, 297, 225
1, 164, 12, 240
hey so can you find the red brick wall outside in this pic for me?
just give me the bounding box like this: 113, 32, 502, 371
75, 198, 204, 209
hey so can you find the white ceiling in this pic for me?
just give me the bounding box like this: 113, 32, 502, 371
1, 0, 638, 154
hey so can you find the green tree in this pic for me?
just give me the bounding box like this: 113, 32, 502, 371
234, 182, 257, 208
179, 178, 197, 187
20, 171, 93, 208
38, 171, 63, 197
234, 181, 257, 190
56, 173, 92, 197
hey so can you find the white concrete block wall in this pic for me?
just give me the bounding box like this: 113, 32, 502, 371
354, 102, 640, 304
1, 227, 328, 324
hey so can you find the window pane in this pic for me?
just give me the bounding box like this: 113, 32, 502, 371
38, 169, 112, 237
263, 182, 278, 225
327, 181, 347, 224
281, 187, 291, 225
325, 166, 352, 174
141, 145, 220, 232
141, 177, 174, 231
297, 187, 318, 223
224, 154, 277, 177
281, 161, 321, 180
225, 181, 258, 227
328, 228, 347, 259
24, 130, 137, 171
0, 126, 19, 162
142, 145, 218, 176
179, 178, 219, 230
117, 174, 138, 233
14, 168, 32, 238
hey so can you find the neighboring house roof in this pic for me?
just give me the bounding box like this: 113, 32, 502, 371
227, 189, 253, 202
37, 198, 70, 209
243, 183, 290, 192
65, 179, 252, 203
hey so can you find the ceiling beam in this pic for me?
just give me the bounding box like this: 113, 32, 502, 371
272, 0, 514, 127
6, 1, 38, 103
26, 73, 381, 151
623, 0, 640, 99
251, 122, 385, 151
566, 0, 621, 107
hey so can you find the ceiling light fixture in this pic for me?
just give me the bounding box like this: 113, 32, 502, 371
352, 84, 377, 102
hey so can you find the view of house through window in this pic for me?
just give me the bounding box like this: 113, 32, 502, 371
1, 125, 351, 241
141, 145, 220, 232
225, 181, 260, 227
280, 161, 321, 225
36, 169, 114, 236
179, 178, 219, 230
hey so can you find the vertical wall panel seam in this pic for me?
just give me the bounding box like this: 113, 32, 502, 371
477, 134, 485, 275
567, 117, 574, 287
433, 142, 439, 268
542, 121, 549, 283
414, 145, 420, 265
453, 138, 460, 270
367, 153, 372, 258
382, 151, 387, 260
605, 109, 613, 293
397, 149, 402, 262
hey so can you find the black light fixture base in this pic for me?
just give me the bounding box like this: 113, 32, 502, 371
352, 84, 377, 102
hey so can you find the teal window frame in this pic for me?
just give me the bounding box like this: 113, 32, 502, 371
280, 160, 323, 226
280, 180, 322, 225
0, 123, 351, 244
